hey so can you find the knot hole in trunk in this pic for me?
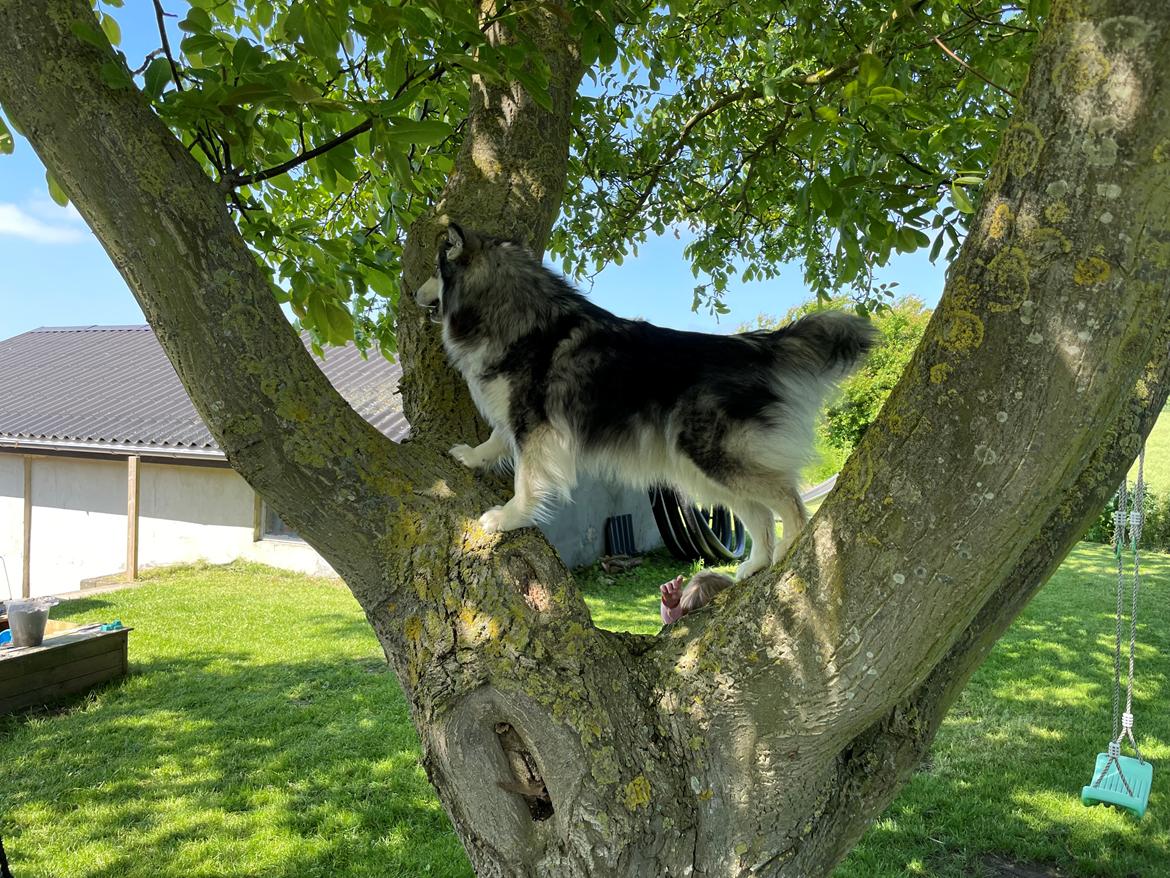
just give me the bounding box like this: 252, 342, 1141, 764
495, 722, 554, 821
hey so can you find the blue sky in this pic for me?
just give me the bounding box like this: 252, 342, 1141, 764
0, 6, 946, 341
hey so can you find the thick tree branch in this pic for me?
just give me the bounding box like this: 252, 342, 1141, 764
223, 118, 372, 189
795, 324, 1170, 873
647, 5, 1170, 871
0, 0, 446, 598
397, 1, 588, 445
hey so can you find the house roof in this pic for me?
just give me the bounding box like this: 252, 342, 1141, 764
0, 325, 408, 459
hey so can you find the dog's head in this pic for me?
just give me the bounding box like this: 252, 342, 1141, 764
414, 223, 538, 326
414, 223, 491, 323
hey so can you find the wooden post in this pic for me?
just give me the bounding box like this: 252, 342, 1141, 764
21, 456, 31, 598
253, 492, 263, 541
126, 455, 140, 581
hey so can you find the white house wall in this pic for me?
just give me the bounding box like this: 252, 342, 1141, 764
138, 463, 254, 566
28, 457, 126, 598
1, 453, 661, 598
0, 455, 24, 600
140, 461, 336, 577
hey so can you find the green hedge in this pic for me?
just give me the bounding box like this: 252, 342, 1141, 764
1083, 486, 1170, 552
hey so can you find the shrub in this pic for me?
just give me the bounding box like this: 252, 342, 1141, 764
1083, 486, 1170, 552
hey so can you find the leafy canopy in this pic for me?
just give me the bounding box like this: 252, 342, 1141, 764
746, 296, 932, 482
2, 0, 1043, 349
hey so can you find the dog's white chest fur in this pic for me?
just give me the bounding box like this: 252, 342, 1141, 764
444, 335, 513, 436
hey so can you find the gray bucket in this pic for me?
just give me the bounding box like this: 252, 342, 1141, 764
6, 598, 59, 648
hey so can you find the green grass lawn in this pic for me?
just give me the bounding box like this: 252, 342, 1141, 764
1133, 412, 1170, 495
2, 546, 1168, 877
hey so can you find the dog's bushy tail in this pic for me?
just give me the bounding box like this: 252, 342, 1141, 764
769, 310, 878, 381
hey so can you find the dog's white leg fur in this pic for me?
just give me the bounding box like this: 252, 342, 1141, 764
735, 500, 776, 580
451, 429, 510, 469
773, 489, 809, 564
479, 427, 574, 534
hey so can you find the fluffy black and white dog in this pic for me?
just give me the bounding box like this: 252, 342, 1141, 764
415, 224, 876, 579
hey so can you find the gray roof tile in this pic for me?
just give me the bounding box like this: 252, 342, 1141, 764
0, 325, 409, 456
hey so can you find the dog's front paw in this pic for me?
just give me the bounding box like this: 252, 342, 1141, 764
478, 506, 510, 534
734, 557, 769, 581
450, 444, 481, 468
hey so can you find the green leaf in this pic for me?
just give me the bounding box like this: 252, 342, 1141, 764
929, 229, 946, 262
288, 80, 318, 103
868, 86, 905, 103
221, 82, 284, 107
952, 175, 984, 185
951, 183, 975, 214
857, 53, 882, 87
46, 170, 69, 206
810, 176, 833, 212
514, 68, 553, 112
143, 57, 172, 100
383, 118, 453, 146
100, 61, 133, 90
100, 13, 121, 46
814, 106, 839, 122
179, 7, 213, 33
70, 19, 108, 49
0, 115, 13, 155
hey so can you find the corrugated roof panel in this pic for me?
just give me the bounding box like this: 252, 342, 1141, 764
0, 325, 410, 455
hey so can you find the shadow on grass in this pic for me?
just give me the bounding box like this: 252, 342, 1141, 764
837, 545, 1170, 878
0, 649, 470, 878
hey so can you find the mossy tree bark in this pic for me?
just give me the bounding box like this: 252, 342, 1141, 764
1, 1, 1169, 876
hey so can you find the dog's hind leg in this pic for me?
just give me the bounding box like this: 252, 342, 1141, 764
478, 426, 574, 534
451, 428, 511, 469
734, 500, 776, 581
773, 486, 809, 564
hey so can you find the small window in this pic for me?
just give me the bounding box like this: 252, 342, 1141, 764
262, 502, 302, 541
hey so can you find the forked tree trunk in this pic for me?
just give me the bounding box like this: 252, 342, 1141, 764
1, 1, 1169, 875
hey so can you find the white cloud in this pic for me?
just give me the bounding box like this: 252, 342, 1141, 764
0, 203, 87, 244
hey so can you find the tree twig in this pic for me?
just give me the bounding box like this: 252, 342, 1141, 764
151, 0, 182, 92
932, 36, 1018, 99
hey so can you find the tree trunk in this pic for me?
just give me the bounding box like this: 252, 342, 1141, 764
1, 1, 1168, 876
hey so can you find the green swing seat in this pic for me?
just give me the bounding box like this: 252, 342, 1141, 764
1082, 752, 1153, 818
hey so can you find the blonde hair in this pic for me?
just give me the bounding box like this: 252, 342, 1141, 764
678, 569, 734, 614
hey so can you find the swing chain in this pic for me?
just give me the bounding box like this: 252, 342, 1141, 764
1106, 446, 1146, 762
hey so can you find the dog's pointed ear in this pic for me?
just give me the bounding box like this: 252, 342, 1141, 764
446, 223, 467, 262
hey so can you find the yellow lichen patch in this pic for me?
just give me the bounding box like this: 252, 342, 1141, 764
930, 363, 951, 384
1052, 43, 1111, 95
986, 247, 1030, 312
947, 275, 980, 311
697, 788, 714, 801
987, 202, 1014, 240
404, 615, 423, 642
623, 775, 652, 811
1002, 121, 1045, 178
1024, 226, 1073, 265
941, 310, 985, 352
456, 604, 501, 646
275, 398, 312, 423
1154, 139, 1170, 164
1043, 201, 1070, 224
1074, 255, 1111, 286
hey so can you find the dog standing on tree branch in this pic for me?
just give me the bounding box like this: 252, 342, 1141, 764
415, 224, 875, 579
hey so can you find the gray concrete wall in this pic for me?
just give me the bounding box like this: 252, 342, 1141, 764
538, 475, 662, 569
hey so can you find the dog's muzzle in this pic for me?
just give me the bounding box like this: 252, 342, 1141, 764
415, 277, 442, 324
